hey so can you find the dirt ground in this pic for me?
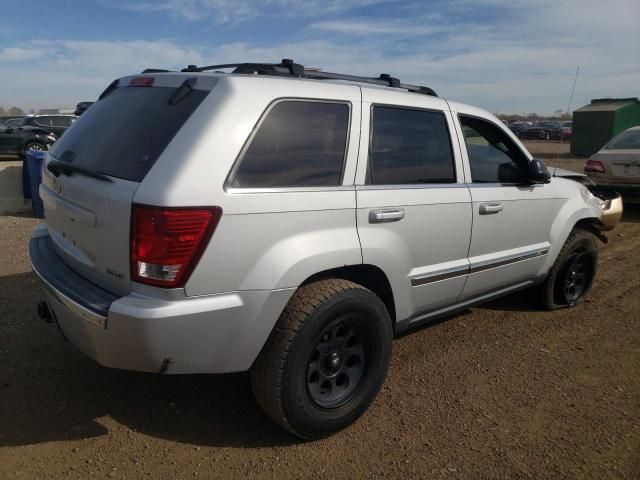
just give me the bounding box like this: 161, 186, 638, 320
1, 155, 639, 479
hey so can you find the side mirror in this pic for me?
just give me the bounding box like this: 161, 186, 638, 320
527, 158, 551, 184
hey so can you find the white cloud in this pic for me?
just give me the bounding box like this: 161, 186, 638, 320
103, 0, 385, 22
1, 0, 638, 113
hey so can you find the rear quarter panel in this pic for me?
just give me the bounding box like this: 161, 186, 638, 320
133, 76, 364, 295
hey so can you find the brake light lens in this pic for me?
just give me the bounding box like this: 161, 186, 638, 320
129, 76, 155, 87
131, 205, 222, 288
585, 159, 605, 174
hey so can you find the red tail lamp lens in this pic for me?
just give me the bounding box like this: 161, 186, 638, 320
584, 159, 605, 174
131, 205, 222, 288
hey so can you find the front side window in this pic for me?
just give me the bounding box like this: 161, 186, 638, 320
368, 106, 455, 185
459, 115, 528, 183
230, 100, 350, 188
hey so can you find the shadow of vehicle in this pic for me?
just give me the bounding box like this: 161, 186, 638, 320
0, 271, 297, 449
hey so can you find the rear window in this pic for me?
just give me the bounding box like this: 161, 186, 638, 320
50, 84, 208, 182
605, 129, 640, 150
229, 100, 350, 188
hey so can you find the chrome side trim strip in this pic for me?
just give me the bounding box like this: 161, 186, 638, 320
411, 265, 469, 287
31, 262, 108, 329
410, 247, 549, 288
469, 248, 549, 274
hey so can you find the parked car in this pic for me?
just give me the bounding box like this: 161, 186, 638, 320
0, 119, 57, 156
508, 121, 533, 137
561, 121, 572, 140
30, 60, 619, 439
585, 126, 640, 202
520, 121, 563, 140
74, 102, 93, 116
10, 115, 76, 138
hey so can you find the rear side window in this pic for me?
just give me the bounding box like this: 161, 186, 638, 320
368, 106, 455, 184
35, 117, 54, 127
50, 85, 208, 182
230, 100, 350, 188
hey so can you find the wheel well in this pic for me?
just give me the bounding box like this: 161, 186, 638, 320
574, 217, 607, 243
301, 265, 396, 326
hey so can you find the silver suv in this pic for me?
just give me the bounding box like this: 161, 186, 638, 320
30, 60, 614, 439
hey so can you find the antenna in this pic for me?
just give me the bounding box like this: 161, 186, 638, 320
555, 65, 580, 165
566, 65, 580, 115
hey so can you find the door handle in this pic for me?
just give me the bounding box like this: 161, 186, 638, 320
479, 203, 502, 214
369, 208, 405, 223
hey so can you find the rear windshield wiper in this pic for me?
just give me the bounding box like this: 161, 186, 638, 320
47, 160, 113, 182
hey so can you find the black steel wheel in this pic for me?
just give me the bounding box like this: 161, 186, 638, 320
306, 317, 369, 409
532, 228, 598, 310
559, 251, 596, 306
251, 279, 392, 439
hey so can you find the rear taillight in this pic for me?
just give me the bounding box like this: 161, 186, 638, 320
585, 159, 605, 174
131, 204, 222, 288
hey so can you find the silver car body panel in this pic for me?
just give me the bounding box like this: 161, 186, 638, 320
30, 72, 604, 373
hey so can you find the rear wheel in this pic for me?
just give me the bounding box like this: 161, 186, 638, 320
23, 141, 47, 154
250, 279, 393, 439
534, 228, 598, 310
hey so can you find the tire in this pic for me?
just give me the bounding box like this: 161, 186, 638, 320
533, 228, 598, 310
24, 142, 47, 154
250, 279, 393, 439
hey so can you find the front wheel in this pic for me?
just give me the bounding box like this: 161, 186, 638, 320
250, 279, 393, 439
534, 228, 598, 310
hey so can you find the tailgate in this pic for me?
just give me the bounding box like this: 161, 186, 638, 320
40, 169, 138, 295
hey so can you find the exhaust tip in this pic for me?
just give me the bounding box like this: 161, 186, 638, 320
37, 301, 54, 323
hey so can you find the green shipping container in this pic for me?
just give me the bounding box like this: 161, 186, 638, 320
571, 98, 640, 156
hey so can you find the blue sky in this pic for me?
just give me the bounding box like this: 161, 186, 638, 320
1, 0, 638, 114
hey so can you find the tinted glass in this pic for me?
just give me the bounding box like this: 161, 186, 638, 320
50, 85, 208, 182
0, 120, 9, 133
460, 115, 528, 183
6, 118, 23, 127
605, 129, 640, 150
232, 101, 349, 187
369, 107, 455, 184
35, 117, 54, 127
51, 116, 73, 127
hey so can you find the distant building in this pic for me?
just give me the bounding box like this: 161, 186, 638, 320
571, 98, 640, 156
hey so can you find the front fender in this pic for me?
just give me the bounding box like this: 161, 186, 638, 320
541, 180, 602, 274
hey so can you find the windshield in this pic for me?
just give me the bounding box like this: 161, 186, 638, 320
7, 118, 25, 127
605, 129, 640, 150
50, 84, 209, 182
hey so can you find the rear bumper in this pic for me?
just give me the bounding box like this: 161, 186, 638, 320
586, 176, 640, 194
30, 226, 294, 374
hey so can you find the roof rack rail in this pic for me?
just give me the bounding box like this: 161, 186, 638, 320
173, 59, 437, 96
